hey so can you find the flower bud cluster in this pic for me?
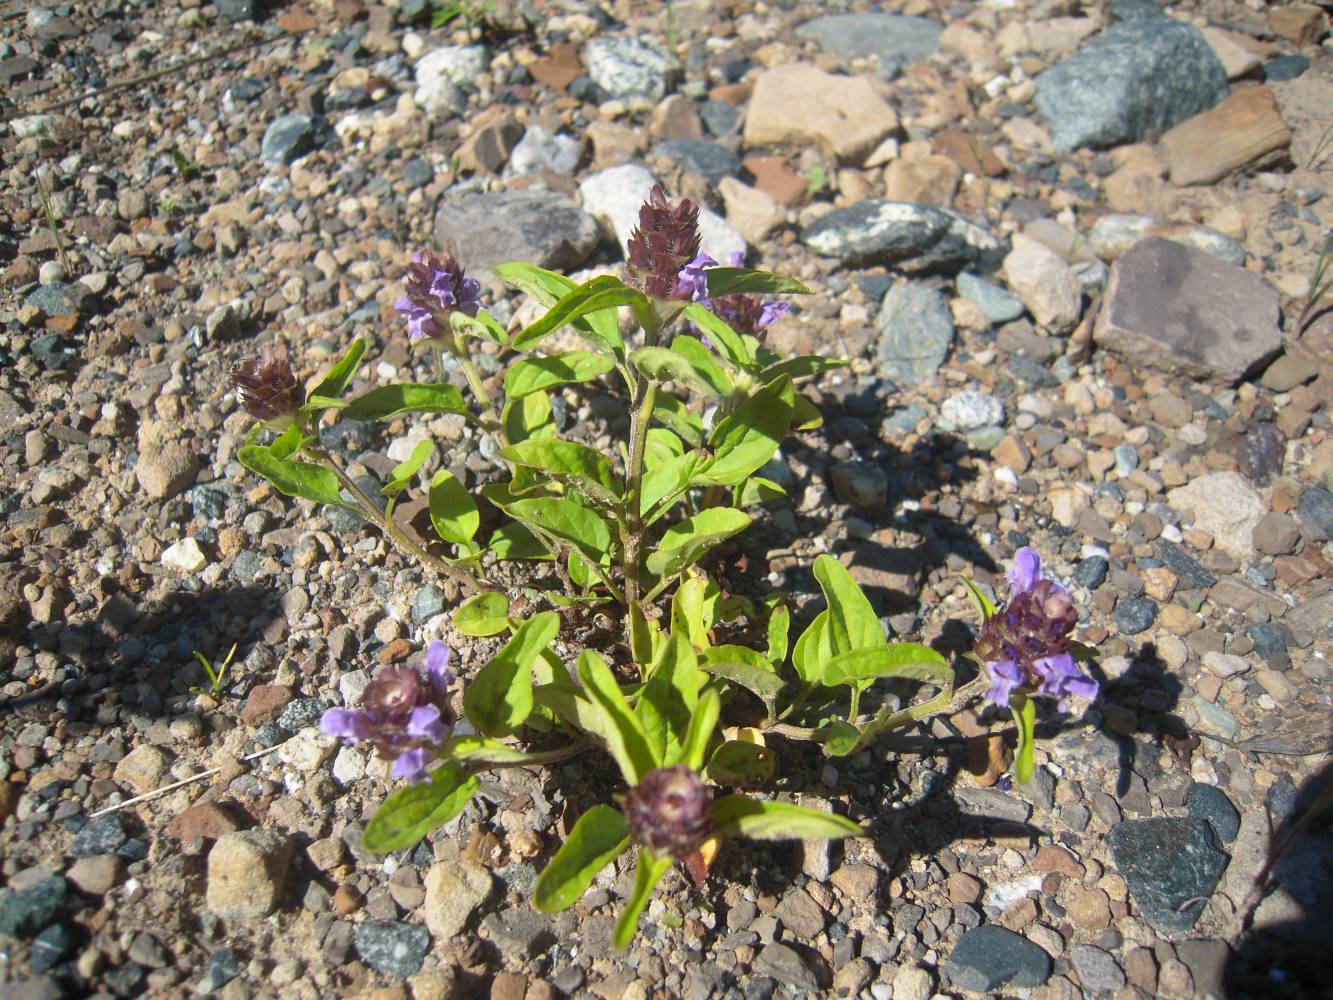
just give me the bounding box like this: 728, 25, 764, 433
321, 641, 455, 782
626, 186, 703, 301
622, 765, 715, 859
229, 346, 302, 422
394, 250, 482, 341
975, 548, 1098, 710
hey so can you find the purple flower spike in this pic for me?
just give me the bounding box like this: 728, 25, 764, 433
677, 249, 792, 340
396, 250, 481, 341
319, 643, 456, 783
975, 550, 1098, 711
627, 185, 704, 300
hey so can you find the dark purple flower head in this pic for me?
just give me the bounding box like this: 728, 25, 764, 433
627, 186, 703, 300
975, 548, 1097, 711
622, 765, 715, 859
395, 251, 481, 341
230, 346, 303, 422
681, 251, 790, 339
322, 640, 455, 782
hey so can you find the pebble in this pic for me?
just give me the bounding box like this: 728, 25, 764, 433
945, 924, 1052, 992
206, 829, 294, 919
113, 744, 173, 795
585, 37, 671, 101
830, 461, 888, 511
68, 814, 129, 858
434, 186, 599, 274
1112, 597, 1157, 634
1074, 556, 1110, 590
0, 875, 66, 939
1003, 234, 1082, 334
422, 859, 494, 940
752, 942, 820, 993
1186, 783, 1241, 843
941, 391, 1004, 432
353, 921, 430, 978
874, 283, 955, 384
794, 13, 942, 78
1201, 650, 1250, 678
65, 855, 125, 895
161, 537, 208, 572
1071, 943, 1127, 993
260, 115, 315, 165
892, 965, 935, 1000
1106, 817, 1229, 932
803, 201, 1005, 273
956, 272, 1025, 323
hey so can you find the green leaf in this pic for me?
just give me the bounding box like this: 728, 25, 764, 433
671, 576, 719, 650
382, 439, 434, 499
513, 275, 645, 352
613, 853, 672, 950
533, 805, 629, 913
362, 763, 478, 853
767, 606, 790, 668
819, 644, 949, 688
696, 376, 794, 487
488, 522, 550, 560
813, 554, 885, 655
961, 577, 999, 623
628, 603, 660, 669
501, 439, 621, 505
637, 633, 703, 766
791, 393, 823, 431
453, 592, 511, 636
463, 611, 559, 737
449, 307, 508, 345
492, 262, 624, 354
344, 383, 470, 421
629, 345, 716, 397
505, 351, 616, 399
707, 740, 775, 784
1012, 694, 1036, 785
821, 719, 862, 757
791, 610, 832, 686
681, 303, 749, 368
760, 355, 847, 382
712, 796, 863, 841
238, 445, 346, 507
651, 393, 704, 447
697, 650, 785, 705
309, 338, 367, 403
576, 650, 656, 785
503, 389, 555, 444
505, 497, 614, 567
669, 336, 733, 395
734, 476, 785, 507
679, 688, 721, 771
703, 267, 812, 298
269, 422, 305, 460
641, 450, 702, 522
645, 507, 751, 580
429, 469, 479, 545
443, 735, 545, 765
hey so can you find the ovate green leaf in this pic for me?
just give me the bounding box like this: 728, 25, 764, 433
533, 805, 629, 913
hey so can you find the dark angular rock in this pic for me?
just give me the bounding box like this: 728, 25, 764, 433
1113, 597, 1157, 635
353, 921, 430, 977
752, 942, 820, 994
1186, 783, 1241, 843
1244, 622, 1288, 665
0, 876, 67, 939
204, 949, 241, 991
945, 924, 1052, 992
69, 814, 128, 858
1094, 238, 1281, 384
1154, 539, 1216, 589
1106, 817, 1229, 931
803, 201, 1006, 273
277, 697, 328, 733
1073, 556, 1109, 590
29, 921, 77, 972
1239, 423, 1285, 487
261, 115, 315, 165
411, 586, 446, 624
215, 0, 256, 22
655, 139, 742, 185
874, 283, 955, 384
1296, 486, 1333, 541
699, 99, 740, 136
1264, 54, 1309, 81
1035, 19, 1228, 153
434, 187, 598, 274
25, 282, 90, 317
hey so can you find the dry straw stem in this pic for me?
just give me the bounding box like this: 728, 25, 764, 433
89, 743, 285, 818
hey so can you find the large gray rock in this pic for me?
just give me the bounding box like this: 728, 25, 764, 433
1094, 237, 1280, 383
434, 187, 599, 275
875, 283, 954, 385
795, 13, 942, 77
1034, 19, 1228, 152
802, 201, 1005, 273
1106, 817, 1229, 932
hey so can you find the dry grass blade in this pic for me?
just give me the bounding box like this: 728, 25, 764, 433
35, 170, 72, 278
1297, 236, 1333, 335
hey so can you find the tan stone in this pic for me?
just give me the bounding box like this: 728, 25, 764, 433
992, 434, 1031, 474
743, 63, 899, 164
1200, 27, 1263, 80
883, 155, 960, 207
585, 121, 643, 168
1156, 602, 1199, 636
206, 829, 293, 919
1268, 4, 1328, 47
1160, 88, 1292, 186
719, 178, 786, 243
648, 95, 702, 141
1003, 234, 1082, 334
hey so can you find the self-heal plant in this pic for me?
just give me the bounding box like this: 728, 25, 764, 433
964, 548, 1098, 782
229, 185, 1100, 947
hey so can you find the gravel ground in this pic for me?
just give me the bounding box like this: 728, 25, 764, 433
1, 1, 1330, 999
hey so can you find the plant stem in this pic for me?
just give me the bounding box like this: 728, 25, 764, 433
305, 443, 491, 595
462, 739, 591, 773
622, 379, 657, 609
448, 333, 504, 441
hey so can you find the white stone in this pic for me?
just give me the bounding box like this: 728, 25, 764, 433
1201, 650, 1251, 679
332, 746, 367, 785
338, 669, 371, 706
279, 729, 337, 772
1003, 233, 1082, 334
161, 537, 208, 573
940, 390, 1005, 431
1167, 471, 1266, 562
579, 164, 746, 263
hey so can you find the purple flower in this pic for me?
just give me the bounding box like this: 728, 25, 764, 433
229, 345, 303, 422
321, 639, 456, 782
395, 251, 481, 341
975, 548, 1098, 711
679, 249, 791, 339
